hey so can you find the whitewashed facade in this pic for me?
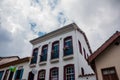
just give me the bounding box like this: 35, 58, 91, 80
28, 23, 96, 80
0, 57, 30, 80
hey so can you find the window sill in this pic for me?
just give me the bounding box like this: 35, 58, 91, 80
39, 61, 47, 66
50, 58, 59, 63
29, 63, 36, 68
63, 54, 73, 60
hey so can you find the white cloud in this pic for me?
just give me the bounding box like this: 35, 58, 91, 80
0, 0, 120, 57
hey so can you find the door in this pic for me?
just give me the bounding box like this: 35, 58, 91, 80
28, 71, 34, 80
102, 67, 119, 80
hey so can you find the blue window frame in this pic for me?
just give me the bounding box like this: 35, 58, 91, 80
30, 48, 38, 64
14, 68, 24, 80
40, 45, 48, 62
64, 36, 73, 56
0, 70, 4, 80
51, 41, 59, 59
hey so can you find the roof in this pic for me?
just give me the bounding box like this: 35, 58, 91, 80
0, 57, 30, 69
0, 56, 20, 65
30, 23, 78, 45
30, 23, 92, 54
88, 31, 120, 63
0, 56, 20, 59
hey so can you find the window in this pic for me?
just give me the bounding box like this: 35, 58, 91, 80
102, 67, 119, 80
0, 70, 4, 80
38, 70, 46, 80
78, 41, 82, 55
30, 48, 38, 64
40, 45, 48, 62
63, 36, 73, 56
51, 41, 59, 59
14, 68, 24, 80
64, 64, 75, 80
3, 69, 9, 80
81, 67, 84, 76
83, 48, 87, 59
50, 67, 59, 80
28, 71, 34, 80
8, 71, 14, 80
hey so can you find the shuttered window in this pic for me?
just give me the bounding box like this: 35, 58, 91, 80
63, 36, 73, 56
14, 68, 24, 80
51, 41, 59, 59
30, 48, 38, 64
40, 45, 48, 62
3, 69, 9, 80
0, 70, 4, 80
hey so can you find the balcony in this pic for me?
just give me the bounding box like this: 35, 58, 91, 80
39, 54, 47, 65
51, 51, 59, 59
50, 51, 59, 63
29, 56, 37, 67
63, 46, 73, 56
40, 54, 47, 62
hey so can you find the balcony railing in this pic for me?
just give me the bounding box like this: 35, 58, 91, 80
30, 56, 37, 64
63, 46, 73, 56
40, 53, 47, 62
51, 51, 59, 59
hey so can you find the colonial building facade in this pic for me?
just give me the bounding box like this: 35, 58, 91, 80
28, 23, 95, 80
0, 57, 30, 80
0, 23, 95, 80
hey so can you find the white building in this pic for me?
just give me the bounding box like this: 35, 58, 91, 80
0, 57, 30, 80
0, 23, 96, 80
28, 23, 95, 80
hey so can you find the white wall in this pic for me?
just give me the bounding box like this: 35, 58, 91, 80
0, 62, 29, 80
76, 30, 94, 73
29, 30, 95, 80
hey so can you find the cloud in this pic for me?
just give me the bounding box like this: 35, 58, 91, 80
0, 27, 13, 43
0, 0, 120, 57
60, 0, 120, 51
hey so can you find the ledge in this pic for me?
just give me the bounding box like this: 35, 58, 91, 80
63, 54, 74, 60
29, 63, 36, 68
50, 58, 59, 63
39, 61, 47, 66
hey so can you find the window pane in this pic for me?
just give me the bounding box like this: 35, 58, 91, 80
40, 45, 48, 62
64, 37, 73, 56
3, 70, 9, 80
51, 68, 58, 80
8, 72, 14, 80
51, 42, 59, 59
0, 71, 4, 80
38, 70, 45, 80
31, 48, 38, 64
65, 65, 75, 80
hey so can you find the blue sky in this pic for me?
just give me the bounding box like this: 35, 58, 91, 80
0, 0, 120, 57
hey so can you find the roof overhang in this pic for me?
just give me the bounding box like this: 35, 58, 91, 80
88, 31, 120, 63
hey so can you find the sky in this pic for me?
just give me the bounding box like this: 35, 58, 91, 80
0, 0, 120, 58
